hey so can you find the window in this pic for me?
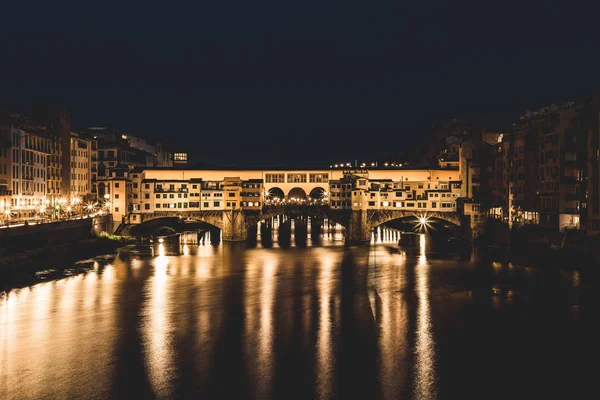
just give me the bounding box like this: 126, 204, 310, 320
115, 207, 119, 212
145, 184, 150, 189
145, 194, 150, 199
226, 202, 231, 207
228, 192, 236, 197
265, 173, 285, 183
115, 194, 119, 199
309, 173, 329, 183
144, 204, 150, 210
368, 201, 376, 207
115, 183, 120, 188
213, 201, 220, 207
287, 173, 307, 183
174, 152, 188, 163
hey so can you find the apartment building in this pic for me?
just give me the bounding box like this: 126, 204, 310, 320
0, 112, 54, 220
69, 132, 94, 200
537, 103, 584, 230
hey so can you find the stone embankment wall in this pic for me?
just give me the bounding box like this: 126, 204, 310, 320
0, 215, 112, 255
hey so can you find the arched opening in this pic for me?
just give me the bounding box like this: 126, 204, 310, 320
266, 187, 285, 203
287, 187, 307, 202
129, 216, 222, 236
309, 187, 327, 201
379, 215, 459, 234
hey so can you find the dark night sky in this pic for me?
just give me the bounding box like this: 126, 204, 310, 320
1, 2, 599, 167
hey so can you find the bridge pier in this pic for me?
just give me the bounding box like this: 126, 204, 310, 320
346, 210, 371, 245
222, 210, 247, 241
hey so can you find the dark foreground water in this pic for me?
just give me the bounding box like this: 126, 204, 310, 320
1, 234, 597, 399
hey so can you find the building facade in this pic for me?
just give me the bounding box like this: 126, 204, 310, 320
69, 132, 94, 201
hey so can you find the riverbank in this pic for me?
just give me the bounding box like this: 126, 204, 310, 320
478, 219, 600, 271
0, 232, 136, 292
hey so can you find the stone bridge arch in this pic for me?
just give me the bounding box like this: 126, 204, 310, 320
141, 211, 225, 230
367, 209, 461, 229
309, 187, 327, 200
287, 187, 307, 201
266, 187, 285, 201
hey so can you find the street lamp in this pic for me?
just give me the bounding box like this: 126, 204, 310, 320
86, 202, 96, 215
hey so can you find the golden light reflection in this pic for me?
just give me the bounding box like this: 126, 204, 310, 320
244, 251, 278, 399
143, 244, 173, 398
377, 250, 409, 400
415, 236, 437, 399
316, 252, 336, 399
0, 267, 118, 399
259, 257, 276, 380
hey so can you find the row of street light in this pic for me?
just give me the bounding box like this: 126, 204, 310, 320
0, 194, 112, 226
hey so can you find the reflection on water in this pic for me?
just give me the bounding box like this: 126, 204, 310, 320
142, 243, 175, 398
0, 234, 596, 399
414, 240, 437, 399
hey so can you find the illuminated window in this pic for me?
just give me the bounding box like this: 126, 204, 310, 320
265, 173, 285, 183
174, 152, 188, 163
309, 173, 329, 183
287, 173, 307, 183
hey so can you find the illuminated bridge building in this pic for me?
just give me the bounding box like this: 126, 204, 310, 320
106, 166, 481, 242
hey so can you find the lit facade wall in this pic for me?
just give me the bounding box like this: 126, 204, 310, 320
241, 179, 263, 209
119, 167, 464, 224
69, 133, 92, 200
10, 127, 51, 219
588, 104, 600, 237
108, 178, 128, 229
200, 181, 224, 211
223, 177, 242, 210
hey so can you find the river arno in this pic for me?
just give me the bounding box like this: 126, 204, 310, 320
0, 233, 597, 400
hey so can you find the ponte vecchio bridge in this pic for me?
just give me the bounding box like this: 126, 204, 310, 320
115, 166, 471, 242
